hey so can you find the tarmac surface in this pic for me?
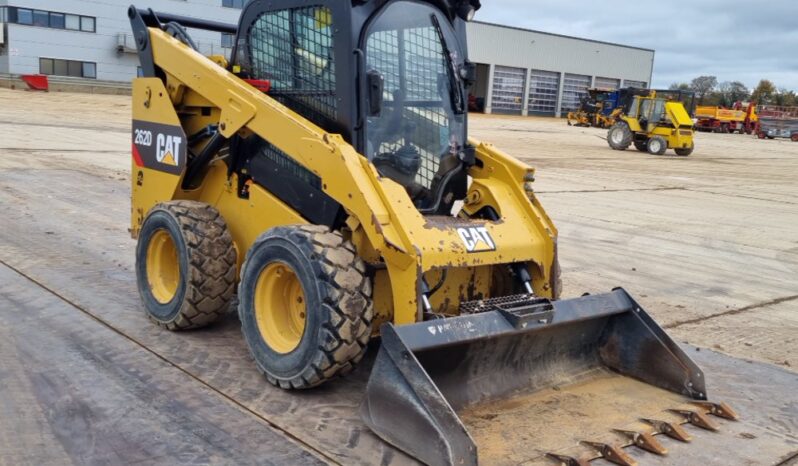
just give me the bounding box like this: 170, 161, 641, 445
0, 88, 796, 465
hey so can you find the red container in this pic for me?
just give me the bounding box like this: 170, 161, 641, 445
21, 74, 49, 91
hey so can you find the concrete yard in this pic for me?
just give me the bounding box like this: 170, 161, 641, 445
0, 88, 796, 465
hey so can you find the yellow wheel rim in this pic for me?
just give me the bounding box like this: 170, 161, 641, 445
254, 262, 306, 354
146, 229, 180, 304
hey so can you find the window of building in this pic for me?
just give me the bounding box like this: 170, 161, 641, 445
137, 67, 144, 77
33, 10, 49, 27
7, 7, 95, 33
223, 0, 247, 8
17, 8, 33, 25
221, 32, 235, 48
53, 59, 68, 76
82, 62, 97, 79
67, 60, 82, 77
65, 14, 80, 30
49, 13, 65, 29
80, 16, 95, 32
40, 58, 54, 75
40, 58, 98, 79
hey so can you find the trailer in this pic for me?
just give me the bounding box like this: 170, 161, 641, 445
695, 103, 757, 134
757, 116, 798, 141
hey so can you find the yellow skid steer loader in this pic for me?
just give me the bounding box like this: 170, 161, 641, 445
128, 2, 735, 464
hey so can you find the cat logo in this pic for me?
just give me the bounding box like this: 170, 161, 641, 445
155, 133, 182, 166
457, 226, 496, 253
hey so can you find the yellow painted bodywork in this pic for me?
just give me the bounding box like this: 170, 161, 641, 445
622, 97, 695, 151
131, 28, 558, 328
567, 107, 618, 129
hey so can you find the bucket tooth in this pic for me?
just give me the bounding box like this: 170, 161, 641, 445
581, 441, 638, 466
690, 401, 740, 420
613, 429, 668, 455
545, 452, 591, 466
640, 418, 693, 442
669, 409, 720, 431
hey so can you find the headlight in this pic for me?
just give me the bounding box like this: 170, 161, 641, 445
457, 3, 476, 21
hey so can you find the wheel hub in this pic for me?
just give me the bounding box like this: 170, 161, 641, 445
650, 140, 662, 152
146, 229, 180, 304
254, 262, 307, 354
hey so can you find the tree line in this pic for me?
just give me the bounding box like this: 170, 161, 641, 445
669, 76, 797, 107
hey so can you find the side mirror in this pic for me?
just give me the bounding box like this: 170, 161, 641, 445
367, 70, 384, 117
460, 60, 476, 89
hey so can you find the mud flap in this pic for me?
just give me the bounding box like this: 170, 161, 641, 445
359, 288, 707, 466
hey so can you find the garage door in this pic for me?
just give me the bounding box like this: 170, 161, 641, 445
624, 79, 647, 89
560, 73, 590, 114
491, 66, 526, 115
595, 77, 620, 90
527, 69, 559, 116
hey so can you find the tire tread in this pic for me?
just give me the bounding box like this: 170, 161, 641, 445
239, 225, 372, 389
146, 201, 237, 330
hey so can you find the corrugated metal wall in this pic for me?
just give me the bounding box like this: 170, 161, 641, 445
467, 22, 653, 83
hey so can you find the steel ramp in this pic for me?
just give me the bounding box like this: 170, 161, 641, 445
360, 288, 734, 466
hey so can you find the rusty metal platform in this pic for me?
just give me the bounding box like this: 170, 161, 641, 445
0, 167, 796, 465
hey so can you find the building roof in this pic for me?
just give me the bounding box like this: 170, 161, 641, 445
471, 21, 655, 54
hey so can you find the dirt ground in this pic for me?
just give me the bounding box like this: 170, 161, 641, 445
1, 88, 796, 465
468, 113, 798, 369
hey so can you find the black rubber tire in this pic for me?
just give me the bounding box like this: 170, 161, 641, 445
135, 201, 237, 330
674, 142, 694, 156
607, 123, 632, 150
238, 225, 372, 389
633, 140, 648, 152
647, 136, 668, 155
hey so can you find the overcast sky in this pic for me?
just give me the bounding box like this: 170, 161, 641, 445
475, 1, 798, 91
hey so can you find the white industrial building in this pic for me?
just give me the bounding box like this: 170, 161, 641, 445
467, 22, 653, 117
0, 1, 654, 117
0, 0, 241, 85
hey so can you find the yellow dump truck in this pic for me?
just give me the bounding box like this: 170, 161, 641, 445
695, 103, 758, 134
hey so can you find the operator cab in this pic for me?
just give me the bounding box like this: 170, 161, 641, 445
628, 96, 668, 131
230, 0, 480, 216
